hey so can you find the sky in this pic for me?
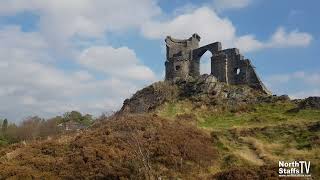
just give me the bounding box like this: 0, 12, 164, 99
0, 0, 319, 122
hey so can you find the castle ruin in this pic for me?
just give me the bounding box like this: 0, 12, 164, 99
165, 33, 270, 94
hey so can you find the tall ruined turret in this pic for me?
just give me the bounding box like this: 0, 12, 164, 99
164, 34, 271, 94
165, 33, 200, 80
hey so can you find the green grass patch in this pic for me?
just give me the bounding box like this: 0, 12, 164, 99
0, 136, 9, 147
287, 109, 320, 120
200, 112, 249, 129
199, 102, 320, 129
157, 101, 194, 119
157, 100, 320, 130
157, 102, 179, 119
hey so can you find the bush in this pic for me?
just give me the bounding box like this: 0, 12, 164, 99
0, 114, 217, 179
62, 111, 94, 126
0, 111, 95, 147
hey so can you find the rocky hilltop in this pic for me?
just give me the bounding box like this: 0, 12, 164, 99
120, 74, 284, 115
120, 33, 277, 115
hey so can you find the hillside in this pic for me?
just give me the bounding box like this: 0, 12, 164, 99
0, 77, 319, 179
156, 99, 320, 178
120, 74, 271, 115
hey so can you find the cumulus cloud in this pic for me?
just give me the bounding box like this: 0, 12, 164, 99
235, 27, 313, 52
212, 0, 252, 11
268, 27, 312, 48
78, 46, 156, 81
0, 0, 160, 35
0, 0, 161, 55
0, 0, 162, 120
142, 7, 236, 46
0, 26, 148, 121
141, 7, 312, 53
233, 35, 264, 52
0, 26, 50, 62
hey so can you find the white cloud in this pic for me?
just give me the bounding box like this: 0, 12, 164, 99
142, 7, 236, 46
0, 26, 150, 121
78, 46, 156, 81
0, 0, 162, 121
213, 0, 252, 11
0, 0, 160, 36
235, 27, 313, 52
234, 35, 264, 52
0, 26, 50, 62
268, 27, 312, 48
0, 0, 161, 56
142, 7, 312, 53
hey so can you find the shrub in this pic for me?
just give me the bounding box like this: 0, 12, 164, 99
0, 114, 217, 179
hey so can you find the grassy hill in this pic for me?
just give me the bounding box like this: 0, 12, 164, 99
156, 100, 320, 178
0, 78, 319, 179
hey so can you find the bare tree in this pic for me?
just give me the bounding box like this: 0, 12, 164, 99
123, 120, 154, 180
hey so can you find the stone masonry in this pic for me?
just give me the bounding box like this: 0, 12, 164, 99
165, 33, 270, 94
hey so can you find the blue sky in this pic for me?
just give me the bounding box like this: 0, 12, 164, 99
0, 0, 319, 121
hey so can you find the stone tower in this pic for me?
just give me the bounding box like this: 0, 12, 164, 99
164, 34, 271, 94
165, 33, 201, 80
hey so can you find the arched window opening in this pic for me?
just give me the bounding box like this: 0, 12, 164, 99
235, 68, 241, 75
200, 51, 213, 75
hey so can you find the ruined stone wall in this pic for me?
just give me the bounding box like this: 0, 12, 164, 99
211, 48, 270, 93
164, 34, 271, 94
214, 48, 247, 84
189, 58, 200, 78
211, 53, 228, 83
165, 60, 190, 80
192, 42, 222, 78
165, 34, 200, 80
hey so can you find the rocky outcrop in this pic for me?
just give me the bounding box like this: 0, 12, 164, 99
298, 96, 320, 110
119, 81, 179, 114
287, 96, 320, 113
120, 74, 272, 114
288, 96, 320, 112
257, 94, 290, 103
